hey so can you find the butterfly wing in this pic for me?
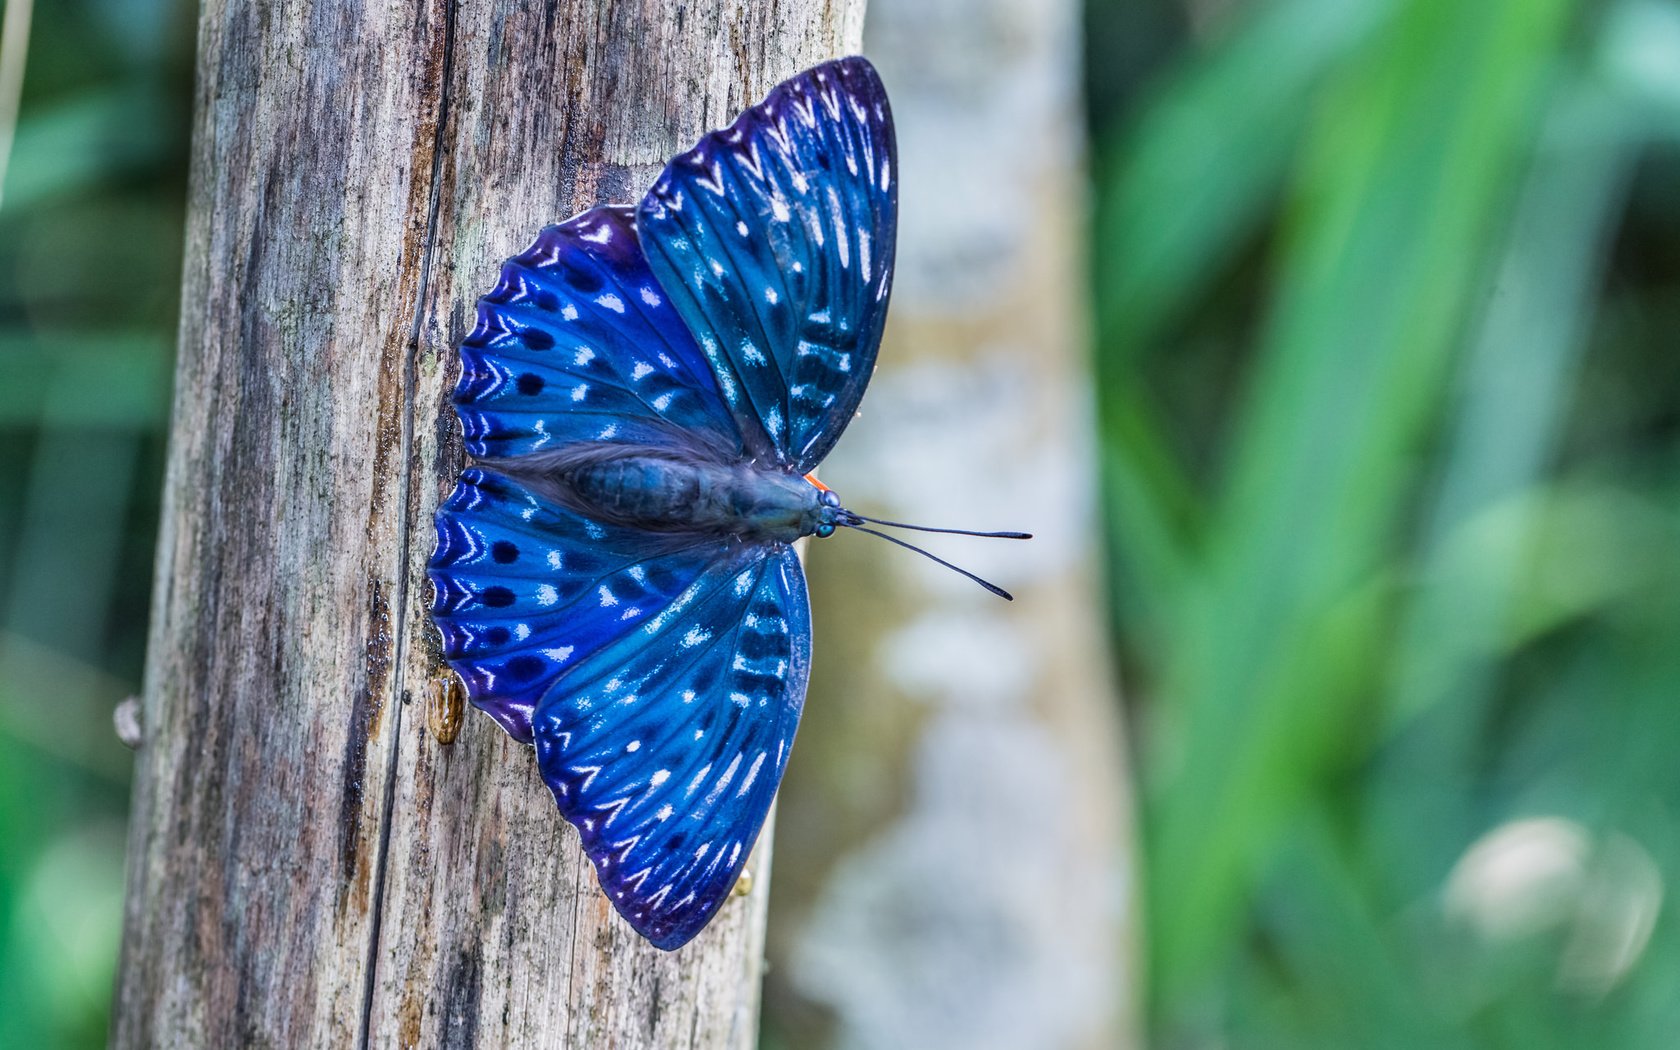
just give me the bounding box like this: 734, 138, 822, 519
455, 205, 743, 461
533, 545, 811, 949
433, 473, 812, 947
428, 467, 733, 742
637, 57, 897, 471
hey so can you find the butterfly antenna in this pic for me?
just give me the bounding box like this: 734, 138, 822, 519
844, 511, 1032, 541
845, 524, 1017, 601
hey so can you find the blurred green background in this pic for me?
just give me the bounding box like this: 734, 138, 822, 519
2, 0, 1677, 1045
0, 0, 188, 1045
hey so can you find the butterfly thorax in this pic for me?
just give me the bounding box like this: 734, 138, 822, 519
485, 444, 828, 544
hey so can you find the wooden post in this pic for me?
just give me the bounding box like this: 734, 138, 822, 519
112, 2, 864, 1046
763, 0, 1139, 1047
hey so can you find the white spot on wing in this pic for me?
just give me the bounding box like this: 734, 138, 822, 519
714, 754, 742, 796
737, 751, 766, 796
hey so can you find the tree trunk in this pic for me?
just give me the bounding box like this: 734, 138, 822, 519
764, 0, 1140, 1047
112, 2, 863, 1046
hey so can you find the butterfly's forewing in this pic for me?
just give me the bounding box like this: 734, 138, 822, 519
638, 57, 897, 471
456, 205, 743, 461
428, 468, 732, 742
532, 545, 810, 949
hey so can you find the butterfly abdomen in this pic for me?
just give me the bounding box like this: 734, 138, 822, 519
491, 444, 825, 544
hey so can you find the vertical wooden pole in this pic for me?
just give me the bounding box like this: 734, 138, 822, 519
113, 3, 863, 1046
765, 0, 1140, 1047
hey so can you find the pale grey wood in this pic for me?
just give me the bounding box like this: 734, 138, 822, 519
113, 3, 863, 1047
763, 0, 1141, 1047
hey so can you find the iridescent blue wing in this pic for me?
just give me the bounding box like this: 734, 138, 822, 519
428, 467, 733, 742
456, 205, 743, 460
533, 545, 810, 950
637, 57, 897, 471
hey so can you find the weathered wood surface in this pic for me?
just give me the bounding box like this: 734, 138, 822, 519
113, 2, 863, 1047
762, 0, 1139, 1047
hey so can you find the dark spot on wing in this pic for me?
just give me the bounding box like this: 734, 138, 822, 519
562, 261, 604, 294
507, 654, 545, 682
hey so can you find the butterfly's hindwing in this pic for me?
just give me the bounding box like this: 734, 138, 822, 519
428, 467, 730, 742
456, 205, 744, 461
533, 545, 810, 949
638, 57, 897, 471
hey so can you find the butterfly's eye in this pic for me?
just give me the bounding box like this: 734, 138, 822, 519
815, 523, 836, 538
820, 490, 841, 508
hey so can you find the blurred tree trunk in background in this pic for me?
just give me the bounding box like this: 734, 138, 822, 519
111, 2, 862, 1046
764, 1, 1138, 1048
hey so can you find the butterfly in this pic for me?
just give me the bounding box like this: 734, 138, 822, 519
427, 56, 1026, 950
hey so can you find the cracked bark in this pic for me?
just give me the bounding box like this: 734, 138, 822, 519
111, 2, 864, 1047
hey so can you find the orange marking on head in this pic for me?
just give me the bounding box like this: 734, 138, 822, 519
803, 472, 831, 493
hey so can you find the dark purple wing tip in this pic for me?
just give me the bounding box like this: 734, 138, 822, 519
642, 56, 895, 218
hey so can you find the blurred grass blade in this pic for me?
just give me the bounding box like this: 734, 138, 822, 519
1367, 64, 1643, 912
1094, 0, 1393, 634
1146, 0, 1578, 1011
0, 88, 174, 212
1384, 85, 1639, 737
1098, 384, 1202, 644
1092, 0, 1392, 361
0, 333, 171, 426
1598, 0, 1680, 133
1259, 807, 1470, 1048
0, 0, 33, 212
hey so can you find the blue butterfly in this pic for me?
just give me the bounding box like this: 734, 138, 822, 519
428, 57, 1025, 950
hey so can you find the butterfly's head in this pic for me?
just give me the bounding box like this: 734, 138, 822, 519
813, 489, 844, 539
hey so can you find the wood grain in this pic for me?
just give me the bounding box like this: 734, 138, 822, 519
113, 3, 863, 1047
